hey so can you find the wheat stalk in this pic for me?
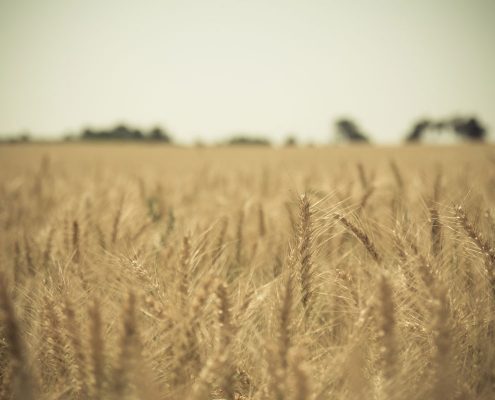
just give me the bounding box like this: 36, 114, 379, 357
0, 273, 35, 400
334, 213, 382, 263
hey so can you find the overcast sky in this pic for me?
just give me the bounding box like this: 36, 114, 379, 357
1, 0, 494, 143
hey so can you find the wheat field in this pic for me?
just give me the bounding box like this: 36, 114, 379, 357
0, 143, 494, 400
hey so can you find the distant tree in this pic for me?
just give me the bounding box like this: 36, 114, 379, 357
451, 117, 486, 141
405, 116, 487, 143
335, 118, 370, 143
225, 135, 271, 146
131, 128, 144, 140
80, 124, 173, 142
82, 129, 97, 139
433, 120, 447, 134
149, 127, 172, 142
284, 135, 297, 147
19, 133, 31, 142
111, 125, 135, 140
0, 133, 30, 143
405, 119, 431, 142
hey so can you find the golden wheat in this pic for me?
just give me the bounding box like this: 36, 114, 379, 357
0, 144, 493, 399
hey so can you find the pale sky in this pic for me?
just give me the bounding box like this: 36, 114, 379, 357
1, 0, 494, 143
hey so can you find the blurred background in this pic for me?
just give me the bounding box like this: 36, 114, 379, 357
0, 0, 494, 145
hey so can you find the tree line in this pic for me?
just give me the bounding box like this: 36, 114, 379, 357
79, 125, 173, 142
0, 115, 489, 145
335, 115, 487, 143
